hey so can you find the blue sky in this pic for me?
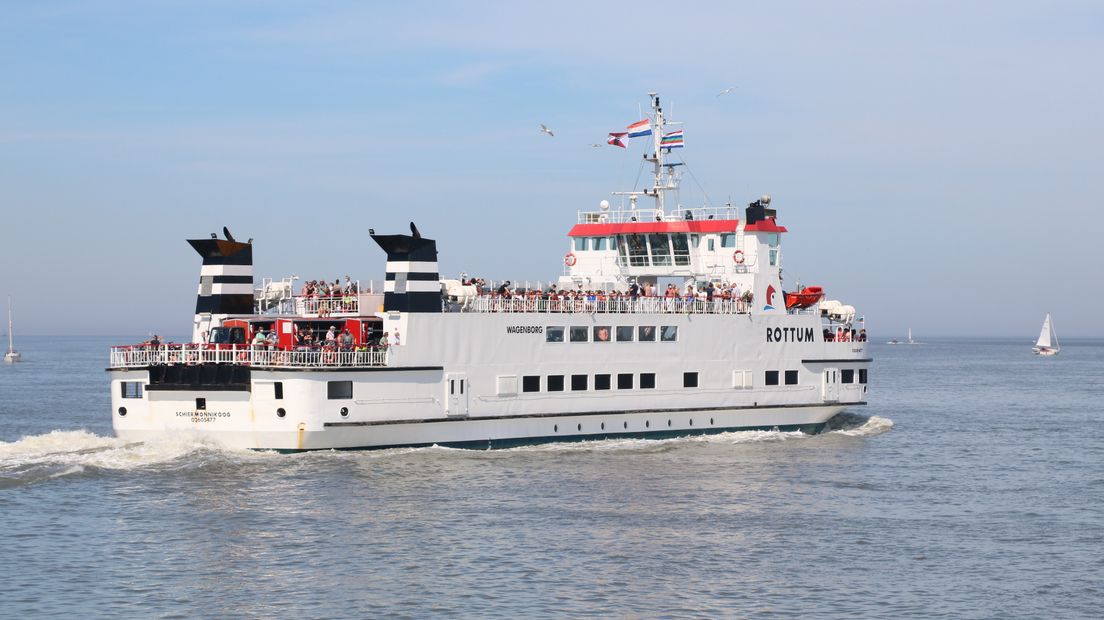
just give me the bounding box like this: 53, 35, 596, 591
2, 1, 1101, 338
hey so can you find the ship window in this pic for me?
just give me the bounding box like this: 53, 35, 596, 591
841, 369, 855, 384
569, 326, 589, 342
574, 237, 587, 251
720, 233, 736, 248
274, 382, 283, 400
707, 238, 715, 251
640, 373, 656, 389
627, 234, 649, 266
195, 398, 206, 410
767, 233, 779, 247
769, 248, 779, 266
546, 326, 565, 342
765, 371, 779, 386
522, 376, 540, 392
593, 237, 608, 251
660, 326, 678, 342
638, 326, 656, 342
859, 369, 868, 384
571, 374, 588, 391
617, 373, 633, 389
684, 372, 698, 388
616, 326, 634, 342
648, 234, 672, 266
328, 380, 353, 399
120, 381, 144, 399
497, 375, 518, 396
672, 234, 690, 266
547, 375, 565, 392
785, 370, 799, 385
595, 374, 611, 390
593, 326, 611, 342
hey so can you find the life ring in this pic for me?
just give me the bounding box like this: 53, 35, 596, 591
564, 252, 577, 267
733, 250, 745, 264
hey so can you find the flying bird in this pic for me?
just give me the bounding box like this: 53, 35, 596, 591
539, 124, 554, 137
716, 86, 737, 97
589, 143, 603, 148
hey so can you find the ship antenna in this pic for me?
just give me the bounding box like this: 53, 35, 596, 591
649, 92, 665, 213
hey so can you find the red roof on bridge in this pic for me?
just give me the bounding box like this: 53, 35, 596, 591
567, 218, 787, 237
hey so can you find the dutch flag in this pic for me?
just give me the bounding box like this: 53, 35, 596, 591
626, 119, 652, 138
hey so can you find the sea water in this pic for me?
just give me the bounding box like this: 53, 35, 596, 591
1, 336, 1101, 618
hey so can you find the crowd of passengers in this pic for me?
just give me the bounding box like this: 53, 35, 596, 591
826, 327, 867, 342
299, 276, 359, 316
249, 325, 393, 351
464, 278, 755, 309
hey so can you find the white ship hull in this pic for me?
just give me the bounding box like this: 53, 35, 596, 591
110, 313, 869, 451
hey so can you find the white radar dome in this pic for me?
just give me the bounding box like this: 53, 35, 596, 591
599, 200, 610, 211
761, 194, 771, 205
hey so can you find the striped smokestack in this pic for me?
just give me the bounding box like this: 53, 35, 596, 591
187, 229, 254, 342
370, 222, 441, 313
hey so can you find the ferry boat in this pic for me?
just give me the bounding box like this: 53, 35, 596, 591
107, 94, 871, 451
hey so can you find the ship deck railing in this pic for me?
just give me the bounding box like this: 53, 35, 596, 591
109, 344, 390, 369
256, 294, 362, 317
576, 205, 742, 225
457, 295, 750, 314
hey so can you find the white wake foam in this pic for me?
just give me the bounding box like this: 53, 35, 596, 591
0, 430, 273, 487
829, 415, 894, 437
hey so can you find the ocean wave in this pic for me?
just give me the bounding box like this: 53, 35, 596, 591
827, 413, 894, 437
0, 430, 272, 488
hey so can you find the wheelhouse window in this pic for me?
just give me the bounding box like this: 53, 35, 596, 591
546, 326, 565, 343
616, 326, 634, 342
720, 233, 736, 248
328, 381, 353, 399
573, 237, 587, 251
593, 237, 608, 251
649, 234, 672, 266
765, 371, 779, 386
672, 234, 690, 266
660, 326, 678, 342
785, 370, 798, 385
626, 234, 649, 266
569, 326, 589, 342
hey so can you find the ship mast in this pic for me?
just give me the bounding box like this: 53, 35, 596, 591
614, 93, 679, 215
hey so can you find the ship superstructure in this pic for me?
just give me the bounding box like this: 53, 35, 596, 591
108, 94, 870, 451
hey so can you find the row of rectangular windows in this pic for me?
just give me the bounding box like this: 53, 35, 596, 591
522, 372, 694, 393
547, 325, 678, 343
573, 233, 756, 253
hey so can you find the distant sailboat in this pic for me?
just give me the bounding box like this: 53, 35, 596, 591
906, 328, 922, 345
4, 297, 21, 363
1033, 313, 1059, 356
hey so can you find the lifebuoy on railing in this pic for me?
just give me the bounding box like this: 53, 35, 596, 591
733, 250, 745, 264
564, 252, 577, 267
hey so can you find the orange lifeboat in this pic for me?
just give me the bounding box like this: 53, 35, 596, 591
784, 286, 824, 309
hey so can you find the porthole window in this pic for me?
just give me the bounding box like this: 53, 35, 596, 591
667, 419, 672, 427
623, 421, 628, 429
554, 424, 559, 432
645, 420, 650, 428
710, 417, 714, 425
340, 407, 349, 417
601, 422, 605, 430
276, 408, 286, 418
577, 423, 582, 431
689, 419, 693, 426
117, 407, 127, 416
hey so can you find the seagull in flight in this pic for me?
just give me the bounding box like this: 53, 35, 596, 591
717, 86, 737, 97
589, 143, 603, 148
539, 124, 554, 137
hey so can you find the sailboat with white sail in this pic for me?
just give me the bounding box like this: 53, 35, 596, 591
4, 297, 21, 363
1033, 313, 1059, 356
